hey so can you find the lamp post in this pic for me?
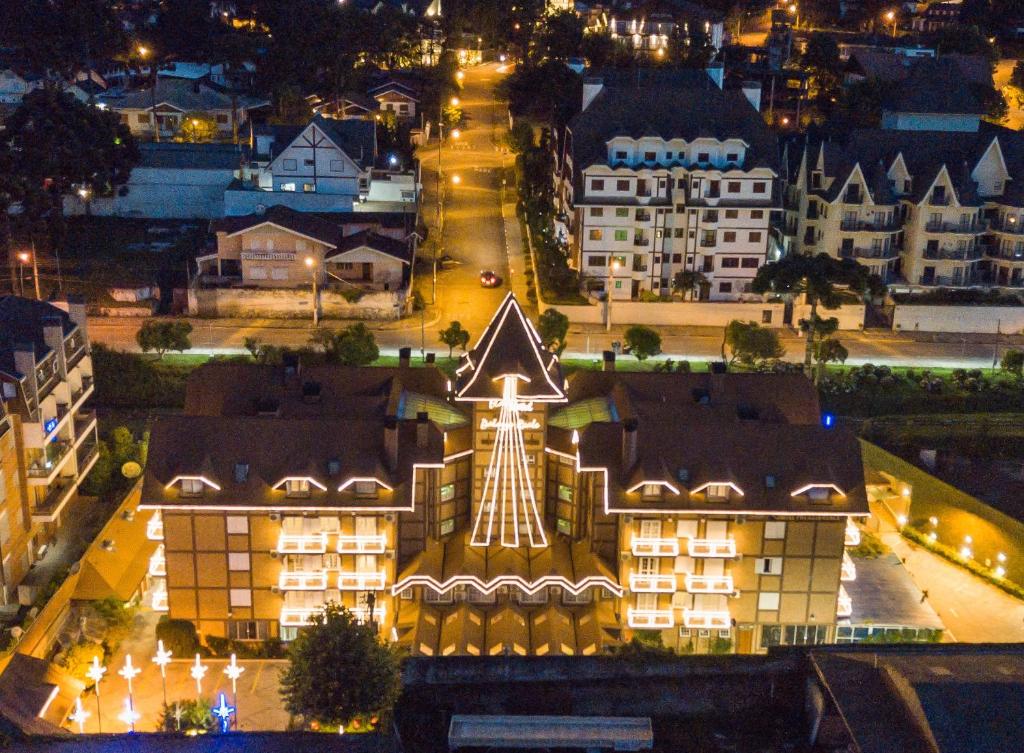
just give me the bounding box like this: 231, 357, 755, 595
304, 256, 319, 327
117, 655, 141, 733
884, 10, 897, 37
86, 656, 106, 733
17, 248, 39, 300
190, 653, 208, 699
223, 654, 245, 729
606, 259, 621, 332
152, 639, 173, 708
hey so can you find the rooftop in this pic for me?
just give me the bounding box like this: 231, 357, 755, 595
0, 297, 77, 379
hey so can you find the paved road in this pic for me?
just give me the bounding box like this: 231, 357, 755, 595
994, 58, 1024, 132
883, 533, 1024, 643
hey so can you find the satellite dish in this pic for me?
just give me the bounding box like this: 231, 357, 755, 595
122, 461, 142, 479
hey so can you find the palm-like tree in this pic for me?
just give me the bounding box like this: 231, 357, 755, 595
672, 270, 708, 301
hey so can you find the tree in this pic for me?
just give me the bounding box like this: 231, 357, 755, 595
311, 324, 379, 366
724, 320, 785, 366
813, 337, 849, 379
801, 33, 843, 104
540, 10, 585, 61
624, 325, 662, 362
537, 308, 570, 356
279, 604, 401, 728
176, 112, 218, 143
1012, 61, 1024, 91
135, 321, 193, 359
672, 270, 708, 301
439, 321, 471, 358
1001, 348, 1024, 379
752, 253, 875, 378
801, 314, 841, 383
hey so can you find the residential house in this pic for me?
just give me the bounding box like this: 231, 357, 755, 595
98, 77, 266, 140
555, 69, 781, 301
910, 0, 963, 32
369, 81, 420, 121
782, 124, 1024, 288
584, 0, 726, 55
203, 204, 414, 292
139, 293, 866, 654
0, 298, 97, 605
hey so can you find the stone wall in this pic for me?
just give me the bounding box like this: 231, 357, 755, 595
189, 286, 405, 320
892, 305, 1024, 334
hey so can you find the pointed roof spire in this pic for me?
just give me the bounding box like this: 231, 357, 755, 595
455, 293, 566, 402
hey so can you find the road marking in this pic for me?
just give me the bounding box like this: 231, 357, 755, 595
948, 607, 959, 617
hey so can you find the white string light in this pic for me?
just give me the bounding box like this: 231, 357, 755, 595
68, 697, 90, 733
190, 653, 208, 698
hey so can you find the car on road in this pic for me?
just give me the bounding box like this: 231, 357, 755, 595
479, 270, 502, 288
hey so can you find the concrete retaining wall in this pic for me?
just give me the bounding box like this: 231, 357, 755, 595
189, 287, 404, 320
548, 299, 788, 328
892, 305, 1024, 334
792, 303, 865, 331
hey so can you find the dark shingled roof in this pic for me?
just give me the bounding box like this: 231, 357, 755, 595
455, 293, 565, 403
255, 116, 377, 167
328, 229, 413, 264
879, 56, 990, 115
0, 297, 76, 378
137, 142, 246, 170
211, 204, 343, 245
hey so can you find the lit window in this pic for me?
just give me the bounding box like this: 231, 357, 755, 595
705, 484, 730, 501
229, 588, 252, 607
180, 478, 205, 497
228, 553, 250, 571
226, 516, 248, 534
764, 521, 786, 540
642, 483, 662, 499
286, 479, 311, 498
440, 483, 455, 502
757, 592, 780, 611
558, 484, 574, 502
808, 486, 831, 501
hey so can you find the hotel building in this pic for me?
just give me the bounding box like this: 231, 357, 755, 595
0, 297, 98, 604
141, 294, 866, 653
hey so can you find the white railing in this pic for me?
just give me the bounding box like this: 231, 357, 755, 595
351, 604, 387, 624
837, 585, 853, 618
148, 546, 166, 578
688, 538, 737, 558
151, 588, 169, 612
841, 551, 857, 582
682, 608, 731, 629
278, 571, 329, 590
685, 574, 734, 594
280, 606, 322, 627
629, 573, 676, 592
626, 608, 675, 628
146, 513, 164, 541
338, 571, 387, 591
337, 534, 387, 554
277, 531, 328, 554
630, 537, 679, 557
845, 521, 861, 547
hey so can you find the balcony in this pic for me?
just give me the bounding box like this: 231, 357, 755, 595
148, 546, 167, 577
76, 439, 99, 472
845, 521, 861, 547
277, 531, 328, 554
65, 339, 87, 370
839, 218, 901, 232
837, 585, 852, 618
688, 539, 737, 558
629, 573, 676, 592
151, 588, 169, 612
280, 606, 322, 627
990, 217, 1024, 235
27, 441, 74, 485
841, 551, 856, 582
338, 571, 386, 590
631, 538, 679, 557
626, 607, 675, 628
685, 574, 735, 594
147, 513, 164, 541
633, 237, 650, 247
73, 410, 97, 443
279, 570, 329, 590
32, 477, 77, 523
351, 604, 387, 624
337, 534, 387, 554
682, 608, 731, 629
840, 246, 898, 260
924, 220, 986, 234
921, 246, 983, 261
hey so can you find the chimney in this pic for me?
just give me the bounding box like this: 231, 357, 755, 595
416, 411, 429, 448
384, 416, 399, 471
622, 418, 639, 471
52, 295, 88, 335
741, 80, 762, 112
602, 351, 616, 372
706, 62, 724, 90
40, 316, 65, 369
398, 346, 411, 368
582, 76, 604, 112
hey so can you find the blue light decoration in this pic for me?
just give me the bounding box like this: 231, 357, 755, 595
44, 417, 58, 434
822, 413, 835, 428
212, 693, 235, 733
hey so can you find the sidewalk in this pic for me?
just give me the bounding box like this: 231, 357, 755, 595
881, 532, 1024, 642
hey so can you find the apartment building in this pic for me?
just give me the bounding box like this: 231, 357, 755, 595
140, 294, 866, 654
555, 70, 782, 301
783, 124, 1024, 288
0, 297, 97, 604
583, 1, 726, 55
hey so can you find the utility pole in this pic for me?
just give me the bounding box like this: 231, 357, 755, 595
30, 242, 40, 300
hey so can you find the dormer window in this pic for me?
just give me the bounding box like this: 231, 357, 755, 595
234, 463, 249, 483
807, 487, 830, 502
697, 152, 710, 163
286, 479, 311, 498
811, 171, 822, 189
354, 480, 378, 497
181, 478, 204, 497
642, 483, 662, 499
705, 484, 730, 501
765, 475, 776, 489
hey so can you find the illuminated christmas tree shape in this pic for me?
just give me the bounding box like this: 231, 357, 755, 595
471, 374, 546, 548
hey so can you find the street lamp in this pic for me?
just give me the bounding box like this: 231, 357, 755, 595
137, 43, 159, 142
884, 10, 897, 37
18, 244, 40, 300
606, 259, 621, 332
451, 128, 461, 141
223, 654, 245, 729
305, 256, 319, 327
190, 653, 208, 699
451, 174, 461, 185
152, 639, 173, 708
86, 657, 106, 733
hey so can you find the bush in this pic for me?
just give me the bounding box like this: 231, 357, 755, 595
205, 634, 284, 659
848, 530, 889, 559
91, 344, 190, 409
159, 698, 216, 733
157, 618, 200, 656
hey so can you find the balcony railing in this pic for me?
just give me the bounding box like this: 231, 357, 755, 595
280, 606, 322, 627
837, 585, 853, 618
688, 538, 737, 558
65, 340, 87, 370
279, 571, 329, 590
626, 607, 675, 628
682, 608, 731, 629
922, 246, 983, 260
633, 237, 650, 247
839, 219, 901, 232
148, 546, 167, 577
338, 571, 386, 591
685, 574, 735, 594
337, 534, 387, 554
629, 573, 676, 592
840, 246, 898, 260
351, 604, 387, 624
151, 588, 169, 612
147, 513, 164, 541
277, 532, 328, 554
991, 218, 1024, 235
924, 220, 986, 234
27, 441, 73, 480
841, 551, 857, 582
844, 522, 861, 547
631, 537, 679, 557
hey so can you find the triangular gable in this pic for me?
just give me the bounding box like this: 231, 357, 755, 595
267, 121, 362, 176
224, 220, 336, 248
325, 244, 410, 265
971, 136, 1010, 187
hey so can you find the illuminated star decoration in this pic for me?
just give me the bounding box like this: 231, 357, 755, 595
190, 653, 208, 696
223, 653, 245, 685
118, 655, 141, 692
153, 639, 173, 671
117, 697, 140, 732
86, 656, 106, 686
471, 375, 547, 548
68, 697, 90, 733
212, 693, 235, 733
